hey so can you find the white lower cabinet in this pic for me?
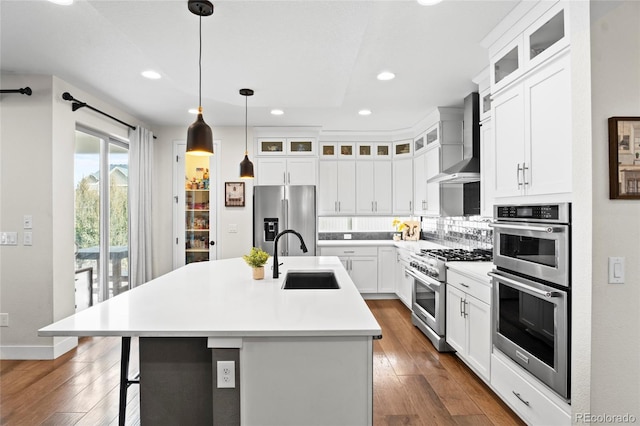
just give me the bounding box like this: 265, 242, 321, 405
394, 248, 413, 308
377, 247, 396, 293
445, 269, 491, 382
320, 246, 378, 293
491, 351, 571, 425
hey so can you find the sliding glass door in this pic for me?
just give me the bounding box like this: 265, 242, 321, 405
74, 128, 129, 304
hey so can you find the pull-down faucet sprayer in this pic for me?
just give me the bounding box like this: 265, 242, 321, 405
272, 229, 308, 279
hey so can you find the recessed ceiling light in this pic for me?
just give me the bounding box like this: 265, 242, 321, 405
141, 70, 161, 80
271, 109, 284, 116
417, 0, 442, 5
358, 109, 372, 116
377, 71, 395, 81
188, 108, 199, 114
48, 0, 73, 4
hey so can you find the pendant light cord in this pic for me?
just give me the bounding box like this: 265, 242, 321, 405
198, 11, 202, 109
245, 95, 248, 154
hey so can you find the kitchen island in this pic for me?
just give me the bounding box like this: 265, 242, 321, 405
39, 256, 381, 425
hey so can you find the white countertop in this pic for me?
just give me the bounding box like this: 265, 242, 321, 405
318, 239, 449, 252
39, 257, 382, 338
446, 261, 494, 284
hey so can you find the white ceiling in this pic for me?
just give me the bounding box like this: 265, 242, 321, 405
0, 0, 519, 133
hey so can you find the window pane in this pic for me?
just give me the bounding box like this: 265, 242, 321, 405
74, 131, 101, 304
109, 142, 129, 295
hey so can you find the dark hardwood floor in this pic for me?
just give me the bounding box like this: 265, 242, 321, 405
0, 299, 522, 425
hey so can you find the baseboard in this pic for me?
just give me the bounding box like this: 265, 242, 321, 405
361, 293, 398, 300
0, 336, 78, 360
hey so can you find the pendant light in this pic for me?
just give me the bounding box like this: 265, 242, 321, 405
186, 0, 214, 156
239, 88, 255, 178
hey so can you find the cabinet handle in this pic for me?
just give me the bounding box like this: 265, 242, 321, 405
283, 172, 286, 184
517, 163, 523, 188
463, 301, 469, 318
409, 201, 412, 211
460, 282, 469, 288
522, 163, 529, 186
375, 201, 378, 211
512, 391, 530, 407
335, 201, 338, 212
344, 250, 355, 254
338, 201, 341, 212
372, 201, 374, 212
288, 172, 291, 184
460, 299, 465, 317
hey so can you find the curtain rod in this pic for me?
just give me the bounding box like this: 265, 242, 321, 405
62, 92, 157, 139
1, 87, 32, 96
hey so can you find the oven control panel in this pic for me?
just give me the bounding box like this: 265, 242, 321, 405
495, 203, 570, 224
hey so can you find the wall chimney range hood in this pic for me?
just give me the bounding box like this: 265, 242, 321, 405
428, 92, 480, 184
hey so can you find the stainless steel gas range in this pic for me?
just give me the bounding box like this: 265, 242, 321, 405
407, 248, 492, 352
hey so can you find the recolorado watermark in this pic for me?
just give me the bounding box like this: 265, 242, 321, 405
575, 413, 637, 424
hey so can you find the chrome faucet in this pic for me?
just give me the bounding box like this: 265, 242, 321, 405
272, 229, 308, 278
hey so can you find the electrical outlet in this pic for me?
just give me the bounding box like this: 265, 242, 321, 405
0, 313, 8, 327
216, 360, 235, 388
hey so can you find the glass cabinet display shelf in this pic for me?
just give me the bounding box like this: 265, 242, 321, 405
184, 156, 213, 264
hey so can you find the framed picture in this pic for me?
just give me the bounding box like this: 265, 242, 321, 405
225, 182, 245, 207
609, 117, 640, 199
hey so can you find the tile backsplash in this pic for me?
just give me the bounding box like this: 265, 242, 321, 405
420, 216, 493, 250
318, 215, 493, 250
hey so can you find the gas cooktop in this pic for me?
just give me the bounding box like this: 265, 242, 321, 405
418, 248, 493, 262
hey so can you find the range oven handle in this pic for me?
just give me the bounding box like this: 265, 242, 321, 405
488, 272, 561, 298
489, 223, 564, 234
405, 268, 441, 289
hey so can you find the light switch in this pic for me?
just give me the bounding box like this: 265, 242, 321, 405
23, 215, 33, 229
228, 224, 238, 233
24, 231, 32, 246
0, 232, 18, 246
608, 257, 625, 284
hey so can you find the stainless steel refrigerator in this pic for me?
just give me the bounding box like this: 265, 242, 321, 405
253, 185, 317, 256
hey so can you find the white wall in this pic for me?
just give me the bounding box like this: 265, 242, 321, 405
0, 74, 152, 358
152, 125, 254, 277
587, 1, 640, 418
569, 0, 593, 419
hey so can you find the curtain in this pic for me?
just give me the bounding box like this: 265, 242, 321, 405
128, 126, 154, 287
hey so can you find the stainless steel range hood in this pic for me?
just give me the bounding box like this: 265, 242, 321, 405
428, 92, 480, 184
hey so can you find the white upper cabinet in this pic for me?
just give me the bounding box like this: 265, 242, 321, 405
490, 2, 569, 95
256, 157, 317, 186
257, 137, 317, 156
413, 153, 427, 214
393, 140, 412, 158
318, 160, 356, 215
488, 1, 572, 201
492, 47, 571, 199
356, 161, 392, 215
393, 158, 413, 215
356, 142, 392, 159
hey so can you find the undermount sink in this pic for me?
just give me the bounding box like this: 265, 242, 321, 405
282, 271, 340, 290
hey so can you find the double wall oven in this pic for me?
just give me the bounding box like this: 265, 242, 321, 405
489, 203, 571, 401
407, 249, 492, 352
